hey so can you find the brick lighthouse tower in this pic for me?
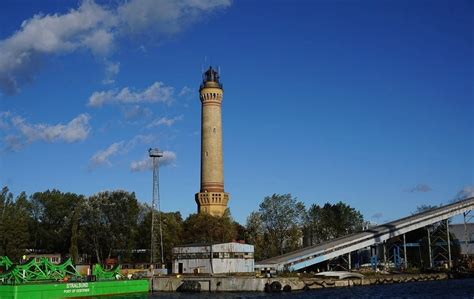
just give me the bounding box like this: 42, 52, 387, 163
195, 66, 229, 216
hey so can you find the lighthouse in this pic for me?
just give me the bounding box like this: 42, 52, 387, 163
195, 66, 229, 216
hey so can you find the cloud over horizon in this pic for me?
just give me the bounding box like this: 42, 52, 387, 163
0, 0, 231, 95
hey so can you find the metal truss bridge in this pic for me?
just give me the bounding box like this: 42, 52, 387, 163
255, 196, 474, 272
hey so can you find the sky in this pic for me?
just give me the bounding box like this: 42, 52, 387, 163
0, 0, 473, 225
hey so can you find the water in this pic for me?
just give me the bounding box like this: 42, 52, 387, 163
100, 278, 474, 298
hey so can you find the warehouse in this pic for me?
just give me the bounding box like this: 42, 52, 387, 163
172, 242, 254, 274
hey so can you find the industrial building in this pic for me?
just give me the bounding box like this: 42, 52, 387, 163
450, 223, 474, 256
172, 242, 254, 274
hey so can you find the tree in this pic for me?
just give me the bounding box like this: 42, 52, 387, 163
29, 190, 84, 255
245, 212, 265, 260
413, 204, 438, 214
82, 191, 140, 263
305, 201, 364, 246
257, 194, 306, 257
136, 205, 184, 266
234, 221, 246, 242
69, 204, 81, 264
182, 209, 237, 244
0, 187, 30, 261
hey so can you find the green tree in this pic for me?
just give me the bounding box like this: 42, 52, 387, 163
0, 187, 30, 261
257, 194, 306, 257
29, 190, 84, 255
305, 201, 364, 246
245, 211, 265, 260
136, 206, 183, 266
82, 190, 140, 263
69, 204, 81, 264
413, 204, 438, 214
182, 210, 237, 244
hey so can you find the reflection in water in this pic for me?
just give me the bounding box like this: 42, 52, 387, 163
99, 278, 474, 299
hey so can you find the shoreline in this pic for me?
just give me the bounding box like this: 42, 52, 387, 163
151, 272, 450, 292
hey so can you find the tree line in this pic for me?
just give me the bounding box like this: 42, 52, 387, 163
245, 194, 365, 260
0, 187, 365, 265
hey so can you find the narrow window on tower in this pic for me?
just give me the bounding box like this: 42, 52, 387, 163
213, 127, 216, 133
206, 151, 208, 157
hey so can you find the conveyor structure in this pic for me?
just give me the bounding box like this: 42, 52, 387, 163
255, 197, 474, 271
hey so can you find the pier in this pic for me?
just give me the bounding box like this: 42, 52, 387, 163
151, 273, 449, 292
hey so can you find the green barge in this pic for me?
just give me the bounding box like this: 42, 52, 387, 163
0, 279, 149, 299
0, 256, 149, 298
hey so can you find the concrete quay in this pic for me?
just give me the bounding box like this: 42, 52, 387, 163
151, 273, 448, 292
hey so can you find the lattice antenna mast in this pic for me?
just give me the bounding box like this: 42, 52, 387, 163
149, 148, 164, 268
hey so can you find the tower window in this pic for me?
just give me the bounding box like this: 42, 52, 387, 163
213, 127, 216, 133
205, 151, 208, 156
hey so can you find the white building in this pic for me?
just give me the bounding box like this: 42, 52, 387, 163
172, 242, 254, 274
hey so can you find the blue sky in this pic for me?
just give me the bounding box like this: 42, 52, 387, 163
0, 0, 472, 224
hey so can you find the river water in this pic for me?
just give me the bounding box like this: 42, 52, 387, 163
103, 278, 474, 298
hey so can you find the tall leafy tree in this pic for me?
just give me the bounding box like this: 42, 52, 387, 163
245, 211, 266, 260
82, 191, 140, 263
69, 204, 81, 264
0, 187, 30, 261
305, 201, 364, 246
257, 194, 306, 256
182, 209, 237, 244
29, 190, 84, 254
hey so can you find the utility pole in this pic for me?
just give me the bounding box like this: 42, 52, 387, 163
427, 227, 433, 268
446, 219, 452, 269
403, 234, 407, 269
149, 148, 164, 271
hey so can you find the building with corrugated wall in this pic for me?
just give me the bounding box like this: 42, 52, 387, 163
450, 223, 474, 256
172, 242, 254, 274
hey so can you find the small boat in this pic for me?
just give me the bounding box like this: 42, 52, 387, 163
315, 271, 364, 279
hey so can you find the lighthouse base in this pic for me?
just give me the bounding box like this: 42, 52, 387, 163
195, 192, 230, 217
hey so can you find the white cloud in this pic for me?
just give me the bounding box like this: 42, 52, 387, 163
117, 0, 231, 35
88, 82, 174, 107
4, 135, 23, 151
0, 111, 12, 130
1, 112, 90, 150
89, 134, 155, 169
0, 0, 231, 95
4, 113, 90, 144
102, 61, 120, 84
87, 90, 115, 107
126, 134, 154, 149
178, 86, 193, 97
122, 105, 153, 120
130, 151, 176, 172
90, 141, 124, 167
147, 115, 183, 128
0, 1, 116, 94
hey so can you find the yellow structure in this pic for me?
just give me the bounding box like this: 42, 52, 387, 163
195, 67, 229, 216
